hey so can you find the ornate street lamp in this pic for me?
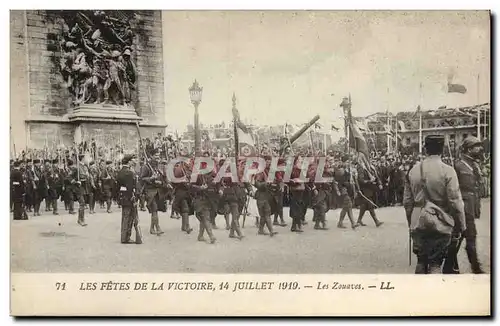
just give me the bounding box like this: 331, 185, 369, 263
189, 80, 203, 156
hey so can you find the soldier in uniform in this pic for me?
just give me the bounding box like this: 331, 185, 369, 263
452, 136, 485, 274
191, 160, 217, 244
140, 149, 165, 235
24, 159, 34, 213
172, 159, 194, 234
32, 159, 48, 216
116, 155, 139, 244
46, 159, 62, 215
334, 156, 358, 229
310, 159, 337, 230
288, 156, 308, 233
63, 159, 75, 213
271, 158, 287, 227
88, 161, 99, 214
404, 135, 466, 274
74, 154, 89, 226
254, 156, 278, 236
355, 158, 384, 227
221, 158, 252, 240
100, 160, 115, 213
11, 160, 27, 220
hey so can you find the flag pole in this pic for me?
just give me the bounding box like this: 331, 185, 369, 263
395, 116, 398, 154
418, 82, 423, 155
477, 74, 481, 139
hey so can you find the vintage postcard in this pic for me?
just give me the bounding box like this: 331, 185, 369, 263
9, 9, 491, 316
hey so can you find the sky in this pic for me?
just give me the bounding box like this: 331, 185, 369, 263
162, 11, 490, 132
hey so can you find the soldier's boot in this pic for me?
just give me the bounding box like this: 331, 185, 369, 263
428, 263, 442, 274
77, 209, 87, 227
466, 239, 485, 274
295, 218, 304, 233
356, 209, 366, 226
69, 201, 76, 214
202, 217, 216, 244
197, 223, 206, 242
149, 213, 157, 234
258, 216, 269, 235
45, 200, 50, 212
52, 200, 59, 215
224, 214, 231, 230
415, 258, 428, 274
320, 218, 329, 230
337, 212, 347, 228
273, 214, 280, 226
265, 217, 277, 237
347, 209, 358, 229
314, 219, 321, 229
234, 219, 244, 240
229, 220, 236, 238
106, 200, 112, 213
153, 212, 164, 235
369, 210, 383, 227
182, 213, 192, 234
89, 196, 95, 214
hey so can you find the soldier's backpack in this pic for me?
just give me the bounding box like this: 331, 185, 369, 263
410, 161, 455, 236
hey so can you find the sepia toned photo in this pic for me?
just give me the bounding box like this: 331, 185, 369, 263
9, 9, 491, 316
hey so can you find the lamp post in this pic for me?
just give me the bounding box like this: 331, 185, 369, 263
189, 80, 203, 156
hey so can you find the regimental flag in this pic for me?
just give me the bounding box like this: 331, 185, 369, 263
346, 107, 370, 158
232, 95, 256, 157
447, 83, 467, 94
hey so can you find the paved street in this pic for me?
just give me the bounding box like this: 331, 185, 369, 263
11, 199, 490, 274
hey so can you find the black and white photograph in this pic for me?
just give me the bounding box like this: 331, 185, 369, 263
8, 9, 491, 316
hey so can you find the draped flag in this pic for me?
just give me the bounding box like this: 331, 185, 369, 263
232, 94, 256, 157
347, 107, 370, 158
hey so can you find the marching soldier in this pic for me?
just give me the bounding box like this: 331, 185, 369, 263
452, 136, 485, 274
32, 159, 48, 216
46, 159, 62, 215
100, 160, 115, 213
74, 154, 89, 226
288, 156, 308, 233
63, 159, 75, 213
404, 135, 466, 274
172, 159, 194, 234
355, 158, 384, 227
309, 159, 337, 230
191, 160, 217, 244
140, 149, 165, 235
254, 156, 278, 236
334, 156, 358, 229
272, 158, 287, 227
11, 160, 27, 220
116, 155, 140, 244
88, 161, 98, 214
24, 159, 34, 213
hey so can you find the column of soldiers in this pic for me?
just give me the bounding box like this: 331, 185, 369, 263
10, 135, 488, 274
10, 155, 125, 225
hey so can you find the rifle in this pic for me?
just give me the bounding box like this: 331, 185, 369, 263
241, 192, 251, 228
131, 191, 143, 244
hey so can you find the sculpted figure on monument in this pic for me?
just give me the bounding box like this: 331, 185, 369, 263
56, 10, 136, 106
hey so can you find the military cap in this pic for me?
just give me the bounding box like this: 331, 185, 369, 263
462, 136, 482, 150
33, 159, 41, 164
106, 160, 113, 165
52, 159, 59, 164
122, 155, 135, 165
89, 161, 95, 166
123, 48, 132, 56
78, 154, 85, 160
424, 135, 444, 148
